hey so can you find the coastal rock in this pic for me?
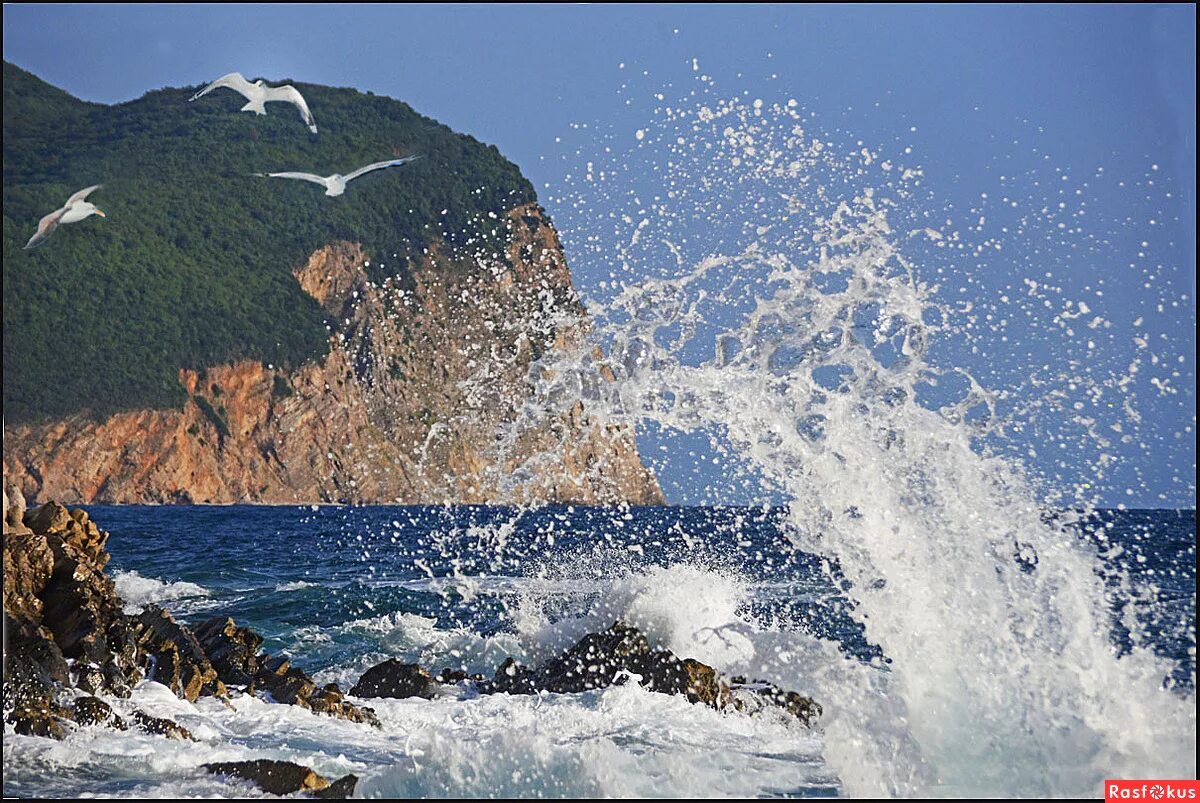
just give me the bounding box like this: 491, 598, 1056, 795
203, 760, 333, 796
194, 614, 379, 726
131, 710, 194, 740
193, 616, 264, 686
4, 208, 664, 508
4, 481, 32, 534
315, 773, 361, 799
131, 606, 225, 702
479, 621, 820, 727
350, 659, 440, 699
728, 680, 823, 727
72, 695, 127, 729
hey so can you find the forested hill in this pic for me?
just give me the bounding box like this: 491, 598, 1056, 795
2, 62, 536, 425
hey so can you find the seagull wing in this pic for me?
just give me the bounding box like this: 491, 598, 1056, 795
264, 171, 329, 188
190, 72, 255, 102
268, 84, 318, 133
25, 208, 67, 249
64, 184, 102, 207
343, 156, 421, 184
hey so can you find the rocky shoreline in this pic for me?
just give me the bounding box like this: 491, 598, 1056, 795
3, 495, 820, 797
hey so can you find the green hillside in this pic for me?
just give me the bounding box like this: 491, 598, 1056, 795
2, 62, 536, 424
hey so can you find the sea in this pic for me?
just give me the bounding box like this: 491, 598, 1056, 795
1, 504, 1194, 798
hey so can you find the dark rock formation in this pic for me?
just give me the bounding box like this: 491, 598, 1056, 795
131, 606, 225, 702
194, 615, 379, 727
3, 496, 378, 739
73, 695, 126, 729
202, 760, 356, 796
130, 710, 194, 740
475, 621, 820, 726
349, 659, 440, 700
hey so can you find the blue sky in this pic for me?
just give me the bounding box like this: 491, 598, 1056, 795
3, 4, 1195, 506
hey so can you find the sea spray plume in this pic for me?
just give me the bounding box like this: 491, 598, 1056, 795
499, 80, 1195, 795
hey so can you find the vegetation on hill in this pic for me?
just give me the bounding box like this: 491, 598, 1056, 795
2, 62, 536, 424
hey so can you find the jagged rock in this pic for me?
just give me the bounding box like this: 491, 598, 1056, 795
131, 710, 194, 740
4, 481, 31, 534
314, 773, 360, 799
23, 501, 72, 535
7, 693, 72, 740
728, 680, 823, 727
488, 657, 537, 694
203, 760, 332, 795
194, 616, 264, 686
132, 606, 225, 702
350, 659, 439, 699
532, 621, 651, 693
72, 695, 126, 729
479, 622, 820, 728
193, 614, 379, 726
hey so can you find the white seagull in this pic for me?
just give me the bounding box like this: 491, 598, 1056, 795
24, 185, 106, 249
189, 72, 318, 134
257, 156, 421, 197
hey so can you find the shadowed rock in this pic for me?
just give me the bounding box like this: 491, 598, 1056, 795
131, 710, 193, 740
478, 621, 820, 727
194, 615, 380, 727
73, 695, 127, 729
350, 659, 440, 699
203, 760, 333, 796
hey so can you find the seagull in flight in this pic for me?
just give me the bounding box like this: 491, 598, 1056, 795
24, 185, 106, 249
190, 72, 318, 134
256, 156, 421, 197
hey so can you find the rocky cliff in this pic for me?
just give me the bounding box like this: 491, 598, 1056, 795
3, 204, 662, 505
3, 63, 661, 506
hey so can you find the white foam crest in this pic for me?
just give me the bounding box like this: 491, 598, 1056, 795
113, 570, 211, 615
307, 612, 526, 688
2, 675, 835, 798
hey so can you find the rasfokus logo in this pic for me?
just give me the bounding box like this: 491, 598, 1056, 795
1106, 780, 1200, 800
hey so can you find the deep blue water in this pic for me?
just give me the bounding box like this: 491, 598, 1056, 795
87, 505, 1196, 687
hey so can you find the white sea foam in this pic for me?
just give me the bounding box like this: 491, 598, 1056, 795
274, 580, 318, 592
113, 570, 211, 615
2, 674, 835, 798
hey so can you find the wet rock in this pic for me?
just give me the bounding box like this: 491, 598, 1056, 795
480, 621, 820, 728
203, 760, 331, 795
72, 695, 127, 729
314, 773, 360, 799
487, 657, 537, 694
131, 710, 194, 740
350, 659, 439, 699
3, 664, 72, 741
194, 616, 263, 686
533, 621, 651, 693
132, 606, 225, 702
728, 681, 822, 727
193, 615, 379, 726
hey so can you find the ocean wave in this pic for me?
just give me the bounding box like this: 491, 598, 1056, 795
113, 570, 211, 615
274, 580, 318, 592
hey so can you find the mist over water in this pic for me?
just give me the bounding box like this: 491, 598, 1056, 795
510, 73, 1197, 796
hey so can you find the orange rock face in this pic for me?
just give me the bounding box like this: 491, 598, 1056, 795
3, 205, 663, 506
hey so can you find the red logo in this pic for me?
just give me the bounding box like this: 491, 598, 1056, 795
1106, 781, 1200, 800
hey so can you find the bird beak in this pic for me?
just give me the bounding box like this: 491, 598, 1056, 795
95, 209, 106, 218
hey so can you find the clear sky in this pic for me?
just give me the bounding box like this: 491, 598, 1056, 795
3, 4, 1195, 506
